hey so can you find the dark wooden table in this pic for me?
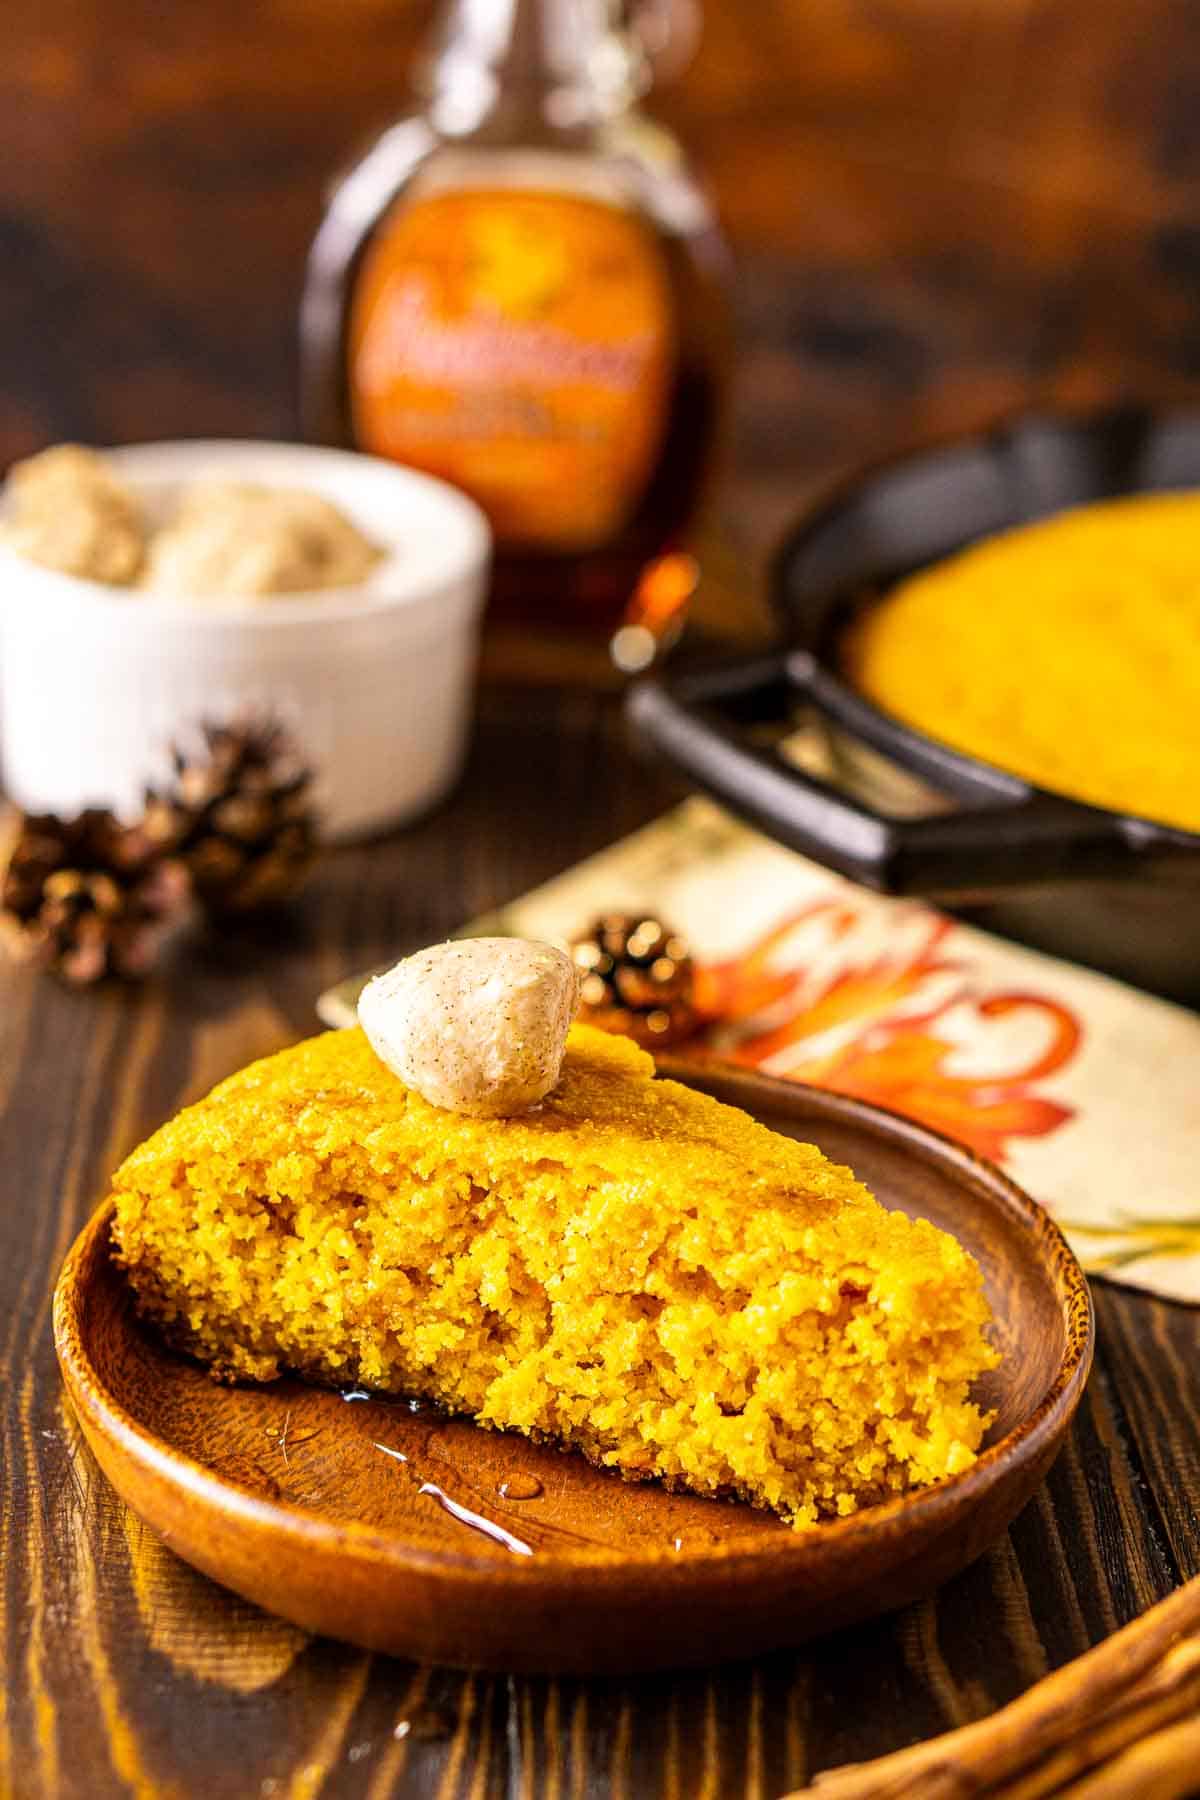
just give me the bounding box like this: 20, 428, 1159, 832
1, 681, 1198, 1799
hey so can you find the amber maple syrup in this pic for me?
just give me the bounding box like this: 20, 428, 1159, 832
301, 0, 730, 673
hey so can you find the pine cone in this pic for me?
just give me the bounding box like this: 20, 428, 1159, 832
143, 720, 318, 917
0, 807, 190, 984
571, 912, 700, 1048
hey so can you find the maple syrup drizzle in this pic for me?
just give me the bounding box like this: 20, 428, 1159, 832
496, 1473, 544, 1500
417, 1482, 534, 1556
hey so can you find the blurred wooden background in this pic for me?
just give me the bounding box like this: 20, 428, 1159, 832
6, 0, 1200, 563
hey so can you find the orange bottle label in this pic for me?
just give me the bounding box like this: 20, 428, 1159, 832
348, 188, 675, 550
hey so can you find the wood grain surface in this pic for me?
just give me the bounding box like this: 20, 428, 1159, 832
0, 689, 1197, 1797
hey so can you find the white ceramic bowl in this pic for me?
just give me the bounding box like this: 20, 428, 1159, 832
0, 441, 491, 840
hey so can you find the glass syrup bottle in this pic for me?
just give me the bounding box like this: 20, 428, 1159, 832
300, 0, 730, 671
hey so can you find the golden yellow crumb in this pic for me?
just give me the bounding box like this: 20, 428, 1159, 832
110, 1024, 997, 1528
844, 491, 1200, 834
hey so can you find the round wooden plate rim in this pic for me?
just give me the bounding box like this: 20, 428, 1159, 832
54, 1068, 1094, 1583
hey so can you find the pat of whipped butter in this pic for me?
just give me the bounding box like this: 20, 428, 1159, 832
1, 444, 382, 599
140, 480, 382, 598
0, 444, 146, 584
358, 938, 581, 1117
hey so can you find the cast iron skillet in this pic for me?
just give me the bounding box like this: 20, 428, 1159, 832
629, 408, 1200, 1007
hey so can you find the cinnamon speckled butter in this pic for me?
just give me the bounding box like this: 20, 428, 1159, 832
358, 938, 580, 1116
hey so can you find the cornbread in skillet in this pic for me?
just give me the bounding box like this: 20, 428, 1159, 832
844, 490, 1200, 834
109, 1023, 996, 1528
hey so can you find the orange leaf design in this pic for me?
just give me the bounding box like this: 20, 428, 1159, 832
687, 905, 1080, 1164
777, 1028, 1077, 1163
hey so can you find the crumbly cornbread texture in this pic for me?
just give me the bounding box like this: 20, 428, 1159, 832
110, 1025, 997, 1527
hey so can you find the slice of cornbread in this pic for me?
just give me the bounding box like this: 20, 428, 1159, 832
110, 1024, 997, 1527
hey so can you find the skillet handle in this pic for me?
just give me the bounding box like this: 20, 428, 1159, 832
627, 653, 1145, 897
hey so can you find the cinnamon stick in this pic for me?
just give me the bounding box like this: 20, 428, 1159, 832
1062, 1714, 1200, 1800
1002, 1641, 1200, 1800
781, 1574, 1200, 1800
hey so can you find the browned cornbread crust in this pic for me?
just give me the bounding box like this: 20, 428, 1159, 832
110, 1024, 997, 1527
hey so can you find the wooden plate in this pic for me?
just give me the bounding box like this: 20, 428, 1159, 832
53, 1063, 1093, 1675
